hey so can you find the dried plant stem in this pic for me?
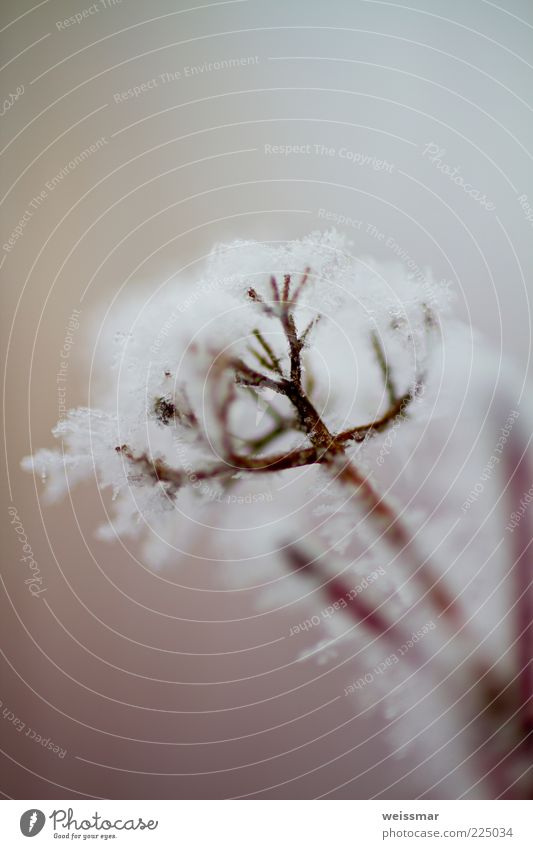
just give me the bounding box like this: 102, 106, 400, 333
333, 459, 461, 627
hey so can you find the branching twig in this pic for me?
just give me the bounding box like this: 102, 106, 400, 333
132, 273, 459, 626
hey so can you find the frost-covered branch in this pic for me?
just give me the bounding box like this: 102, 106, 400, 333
116, 268, 421, 495
23, 231, 533, 798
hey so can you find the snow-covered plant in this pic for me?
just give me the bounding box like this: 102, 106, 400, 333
24, 231, 532, 799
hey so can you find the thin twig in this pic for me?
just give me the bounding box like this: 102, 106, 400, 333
282, 274, 291, 302
337, 390, 415, 444
371, 330, 397, 406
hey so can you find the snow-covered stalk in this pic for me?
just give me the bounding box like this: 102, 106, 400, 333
505, 441, 533, 734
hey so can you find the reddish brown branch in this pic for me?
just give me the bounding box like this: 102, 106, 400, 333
138, 271, 461, 643
117, 445, 322, 493
252, 328, 283, 375
282, 274, 291, 303
337, 389, 416, 444
232, 359, 284, 394
285, 543, 426, 664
